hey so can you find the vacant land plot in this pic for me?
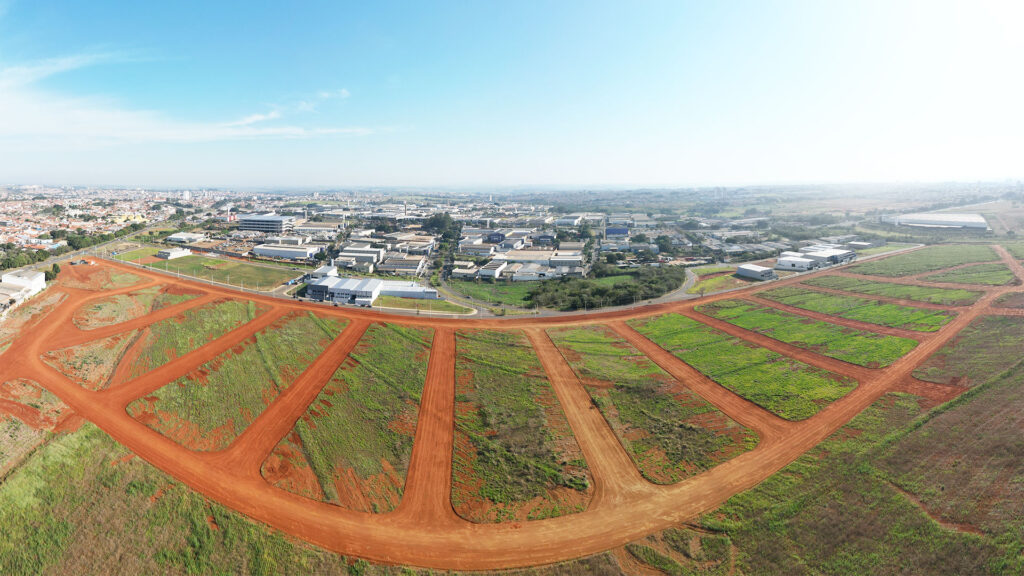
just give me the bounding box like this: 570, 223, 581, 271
0, 378, 70, 430
698, 300, 918, 368
699, 392, 1019, 575
803, 275, 983, 306
61, 267, 144, 291
43, 331, 140, 390
853, 242, 917, 256
1002, 242, 1024, 260
920, 262, 1017, 286
630, 314, 856, 420
262, 323, 433, 513
72, 284, 200, 330
144, 255, 298, 289
446, 279, 535, 308
880, 361, 1024, 535
623, 526, 733, 576
687, 270, 758, 295
0, 416, 47, 477
129, 312, 345, 451
374, 295, 473, 314
110, 299, 266, 387
994, 291, 1024, 308
453, 329, 591, 523
846, 244, 998, 277
0, 423, 354, 575
757, 286, 955, 332
0, 291, 67, 355
548, 326, 755, 484
914, 315, 1024, 387
113, 246, 161, 262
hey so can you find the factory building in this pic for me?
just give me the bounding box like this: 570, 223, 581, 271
166, 232, 207, 244
896, 213, 989, 230
736, 263, 777, 281
775, 256, 818, 271
307, 276, 439, 306
0, 270, 46, 317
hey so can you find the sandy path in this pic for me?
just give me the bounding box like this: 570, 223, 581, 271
0, 249, 1012, 570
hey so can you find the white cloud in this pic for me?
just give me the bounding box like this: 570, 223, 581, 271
0, 56, 370, 148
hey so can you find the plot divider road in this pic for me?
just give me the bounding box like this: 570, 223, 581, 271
391, 327, 463, 527
609, 321, 790, 440
217, 319, 371, 476
526, 328, 655, 503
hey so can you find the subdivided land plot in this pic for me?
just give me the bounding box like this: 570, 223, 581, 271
548, 325, 756, 484
452, 329, 592, 523
262, 323, 433, 514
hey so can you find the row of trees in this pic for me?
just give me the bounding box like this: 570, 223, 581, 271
0, 222, 146, 272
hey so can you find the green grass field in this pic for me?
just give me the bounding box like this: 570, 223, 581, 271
548, 326, 755, 484
757, 286, 956, 332
697, 300, 918, 368
113, 299, 266, 385
629, 314, 856, 420
446, 279, 536, 308
374, 295, 473, 314
453, 329, 590, 523
263, 323, 433, 513
802, 275, 983, 305
913, 315, 1024, 387
852, 242, 917, 256
128, 312, 346, 451
144, 255, 299, 290
994, 291, 1024, 308
697, 391, 1019, 575
846, 244, 998, 277
920, 262, 1017, 286
113, 247, 161, 261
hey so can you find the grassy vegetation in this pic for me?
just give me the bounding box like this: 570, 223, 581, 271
846, 244, 998, 277
447, 278, 535, 308
697, 299, 918, 368
548, 326, 755, 484
853, 242, 917, 256
144, 255, 299, 289
920, 262, 1017, 285
113, 246, 160, 261
687, 271, 759, 296
630, 314, 855, 421
72, 285, 199, 330
1002, 242, 1024, 260
698, 391, 1021, 575
757, 286, 955, 332
114, 299, 266, 385
914, 315, 1024, 387
128, 312, 346, 451
802, 275, 983, 305
453, 329, 590, 523
994, 291, 1024, 308
880, 345, 1024, 537
263, 323, 433, 513
0, 415, 47, 475
43, 332, 139, 391
374, 295, 473, 314
0, 422, 358, 575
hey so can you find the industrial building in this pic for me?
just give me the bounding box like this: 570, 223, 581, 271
775, 256, 817, 271
166, 232, 207, 244
0, 270, 46, 317
307, 276, 439, 306
736, 263, 777, 281
238, 213, 296, 234
896, 212, 989, 230
479, 260, 508, 278
252, 243, 322, 260
801, 248, 856, 266
377, 255, 427, 276
156, 247, 192, 260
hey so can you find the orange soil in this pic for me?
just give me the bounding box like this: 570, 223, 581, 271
0, 247, 1017, 570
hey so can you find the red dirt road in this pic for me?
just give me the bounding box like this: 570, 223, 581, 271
0, 250, 1019, 570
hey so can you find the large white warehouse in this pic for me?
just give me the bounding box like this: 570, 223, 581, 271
896, 213, 989, 230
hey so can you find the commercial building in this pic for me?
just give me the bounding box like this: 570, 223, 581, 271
802, 248, 856, 266
252, 243, 322, 260
307, 276, 439, 306
166, 232, 207, 244
775, 256, 817, 271
377, 255, 426, 276
309, 265, 338, 280
896, 213, 989, 230
156, 247, 192, 260
736, 263, 777, 281
238, 213, 296, 234
479, 260, 508, 279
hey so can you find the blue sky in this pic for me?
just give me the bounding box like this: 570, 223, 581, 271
0, 1, 1021, 188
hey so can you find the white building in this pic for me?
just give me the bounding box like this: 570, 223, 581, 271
307, 276, 438, 306
736, 263, 777, 281
166, 232, 207, 244
156, 247, 192, 260
0, 270, 46, 316
479, 260, 508, 279
253, 244, 322, 260
775, 256, 817, 271
896, 213, 989, 230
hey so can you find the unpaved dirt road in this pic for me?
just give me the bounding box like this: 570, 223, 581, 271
0, 248, 1019, 571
